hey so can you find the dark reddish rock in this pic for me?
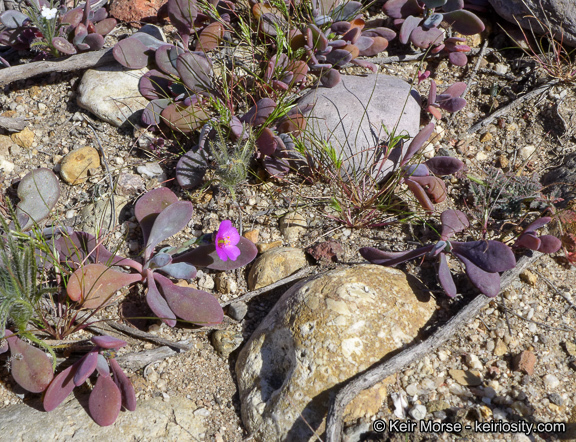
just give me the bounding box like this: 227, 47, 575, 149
513, 350, 537, 375
110, 0, 168, 24
306, 240, 344, 263
117, 172, 145, 196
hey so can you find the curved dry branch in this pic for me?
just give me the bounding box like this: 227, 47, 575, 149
325, 251, 541, 442
0, 48, 114, 87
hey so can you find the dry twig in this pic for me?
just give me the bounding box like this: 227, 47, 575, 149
467, 79, 559, 134
0, 48, 114, 87
325, 252, 540, 442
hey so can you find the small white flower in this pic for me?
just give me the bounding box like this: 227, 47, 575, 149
41, 6, 58, 20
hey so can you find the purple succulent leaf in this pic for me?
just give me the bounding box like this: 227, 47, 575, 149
176, 51, 212, 93
142, 98, 172, 126
422, 0, 447, 7
256, 127, 278, 156
444, 0, 464, 11
56, 231, 141, 271
6, 334, 53, 393
410, 26, 444, 48
430, 240, 448, 257
440, 209, 469, 240
331, 1, 362, 21
93, 17, 116, 36
537, 235, 562, 254
448, 51, 468, 66
399, 15, 421, 44
523, 217, 552, 233
89, 374, 122, 426
350, 58, 378, 72
324, 48, 353, 67
437, 252, 457, 297
320, 68, 341, 87
514, 232, 541, 251
451, 240, 516, 273
424, 156, 464, 176
146, 270, 177, 327
96, 354, 110, 377
331, 21, 351, 34
457, 255, 502, 297
354, 35, 374, 51
423, 13, 443, 29
43, 364, 77, 412
342, 27, 360, 44
403, 164, 430, 177
405, 179, 435, 212
172, 237, 257, 271
73, 350, 98, 386
442, 82, 467, 98
113, 37, 149, 69
427, 82, 438, 110
0, 10, 29, 28
401, 122, 435, 166
359, 244, 434, 266
357, 37, 389, 57
155, 44, 182, 76
263, 155, 291, 178
76, 42, 91, 51
146, 201, 194, 259
156, 262, 197, 279
91, 335, 128, 349
0, 56, 10, 68
84, 33, 105, 51
139, 70, 172, 100
410, 175, 447, 203
240, 98, 276, 126
154, 273, 223, 325
438, 97, 467, 112
52, 37, 77, 55
135, 188, 179, 247
66, 264, 143, 309
361, 27, 397, 40
109, 358, 136, 411
167, 0, 197, 43
61, 7, 83, 28
442, 9, 485, 35
146, 253, 173, 269
382, 0, 422, 19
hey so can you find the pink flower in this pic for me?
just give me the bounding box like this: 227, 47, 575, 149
215, 220, 240, 261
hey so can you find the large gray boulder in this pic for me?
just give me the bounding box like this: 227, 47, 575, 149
236, 265, 436, 441
298, 74, 421, 180
489, 0, 576, 47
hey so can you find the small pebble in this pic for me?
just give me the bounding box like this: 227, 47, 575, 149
549, 393, 564, 406
543, 374, 560, 389
227, 301, 248, 321
409, 404, 427, 420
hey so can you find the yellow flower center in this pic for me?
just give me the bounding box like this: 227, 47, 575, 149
218, 236, 231, 247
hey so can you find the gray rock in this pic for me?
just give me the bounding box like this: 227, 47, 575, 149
79, 196, 129, 235
227, 301, 248, 321
211, 329, 243, 357
247, 247, 307, 290
542, 153, 576, 208
77, 65, 149, 127
137, 161, 164, 178
298, 74, 421, 180
236, 265, 436, 442
409, 404, 427, 420
0, 396, 206, 440
279, 211, 307, 243
489, 0, 576, 47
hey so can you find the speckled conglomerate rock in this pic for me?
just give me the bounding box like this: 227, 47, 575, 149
236, 264, 436, 442
489, 0, 576, 47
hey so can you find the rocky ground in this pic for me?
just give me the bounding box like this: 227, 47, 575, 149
1, 2, 576, 442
